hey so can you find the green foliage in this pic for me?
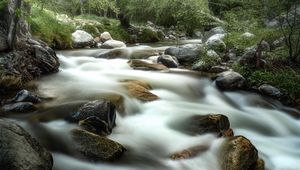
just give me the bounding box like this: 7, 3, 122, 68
75, 14, 131, 42
225, 28, 282, 55
122, 0, 221, 34
29, 6, 75, 49
81, 24, 100, 37
233, 63, 300, 99
0, 0, 7, 11
138, 27, 162, 43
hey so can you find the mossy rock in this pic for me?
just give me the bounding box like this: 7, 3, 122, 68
81, 24, 100, 37
71, 129, 126, 161
138, 27, 162, 43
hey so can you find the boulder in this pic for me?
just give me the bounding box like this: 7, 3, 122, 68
71, 129, 126, 161
101, 40, 126, 49
209, 65, 230, 73
72, 30, 95, 48
0, 119, 53, 170
157, 54, 179, 68
219, 136, 264, 170
121, 80, 159, 102
11, 90, 41, 103
258, 84, 282, 98
169, 114, 233, 137
204, 26, 226, 41
0, 0, 60, 90
128, 59, 168, 71
71, 100, 116, 136
165, 44, 206, 64
100, 31, 113, 43
206, 34, 226, 53
2, 102, 36, 113
215, 71, 246, 90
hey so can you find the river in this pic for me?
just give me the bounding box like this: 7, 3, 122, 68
9, 42, 300, 170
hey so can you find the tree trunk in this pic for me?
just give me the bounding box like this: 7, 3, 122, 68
7, 0, 22, 50
116, 0, 130, 28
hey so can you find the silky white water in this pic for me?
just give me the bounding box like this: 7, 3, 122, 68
27, 46, 300, 170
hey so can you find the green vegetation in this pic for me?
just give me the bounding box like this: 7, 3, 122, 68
75, 15, 131, 42
29, 6, 75, 49
121, 0, 221, 34
233, 63, 300, 99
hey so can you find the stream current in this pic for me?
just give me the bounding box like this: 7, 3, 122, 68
8, 41, 300, 170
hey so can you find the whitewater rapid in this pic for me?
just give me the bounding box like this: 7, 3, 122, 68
25, 47, 300, 170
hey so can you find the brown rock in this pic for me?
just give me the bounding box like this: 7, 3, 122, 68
170, 145, 209, 160
121, 80, 159, 102
219, 136, 263, 170
128, 59, 169, 71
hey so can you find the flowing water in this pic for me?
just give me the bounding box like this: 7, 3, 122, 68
8, 42, 300, 170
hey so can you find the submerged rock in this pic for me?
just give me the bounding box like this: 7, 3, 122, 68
170, 145, 209, 160
71, 129, 126, 161
71, 100, 116, 136
219, 136, 264, 170
128, 59, 168, 71
0, 119, 53, 170
215, 71, 245, 90
2, 102, 37, 113
101, 40, 126, 49
169, 114, 233, 137
72, 30, 95, 48
121, 80, 159, 102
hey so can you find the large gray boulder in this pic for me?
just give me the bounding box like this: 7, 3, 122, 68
0, 119, 53, 170
215, 71, 246, 90
165, 44, 206, 64
72, 30, 95, 48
